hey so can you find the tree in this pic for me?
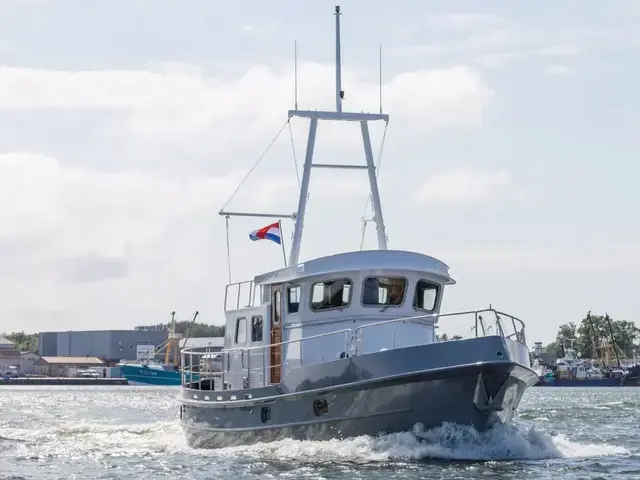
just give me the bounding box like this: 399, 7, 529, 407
556, 322, 577, 346
576, 313, 639, 360
542, 341, 561, 357
2, 331, 38, 353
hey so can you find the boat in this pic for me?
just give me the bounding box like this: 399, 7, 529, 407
533, 347, 628, 387
120, 312, 200, 386
178, 6, 538, 449
532, 326, 640, 387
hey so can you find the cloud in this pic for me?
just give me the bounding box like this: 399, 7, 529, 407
425, 13, 504, 32
414, 168, 514, 206
0, 63, 493, 150
439, 242, 640, 272
53, 254, 129, 283
544, 64, 573, 76
0, 151, 240, 267
535, 44, 581, 57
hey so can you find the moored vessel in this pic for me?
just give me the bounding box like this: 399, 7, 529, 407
120, 312, 199, 386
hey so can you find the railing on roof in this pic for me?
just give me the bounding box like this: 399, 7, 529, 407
224, 280, 265, 311
180, 307, 527, 392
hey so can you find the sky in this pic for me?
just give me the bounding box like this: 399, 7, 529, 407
1, 0, 638, 345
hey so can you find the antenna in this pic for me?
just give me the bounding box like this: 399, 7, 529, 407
379, 45, 383, 114
294, 39, 299, 110
334, 5, 343, 112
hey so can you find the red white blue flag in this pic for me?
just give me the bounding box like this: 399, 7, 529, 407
249, 222, 282, 245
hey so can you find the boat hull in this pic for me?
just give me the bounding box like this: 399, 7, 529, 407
120, 364, 182, 386
179, 336, 538, 448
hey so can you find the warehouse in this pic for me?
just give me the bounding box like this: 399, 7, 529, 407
34, 356, 106, 377
0, 335, 21, 372
38, 330, 169, 364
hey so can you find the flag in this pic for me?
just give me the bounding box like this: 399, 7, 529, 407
249, 222, 282, 245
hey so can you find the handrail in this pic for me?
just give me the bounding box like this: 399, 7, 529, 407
224, 279, 260, 311
352, 308, 525, 334
182, 327, 354, 357
180, 306, 527, 391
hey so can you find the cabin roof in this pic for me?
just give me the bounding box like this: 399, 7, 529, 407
253, 249, 455, 286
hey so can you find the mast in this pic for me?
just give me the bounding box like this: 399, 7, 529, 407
335, 6, 343, 112
288, 5, 389, 265
219, 6, 390, 269
605, 313, 622, 368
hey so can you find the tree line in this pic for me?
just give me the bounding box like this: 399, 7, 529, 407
542, 312, 639, 361
134, 321, 225, 338
1, 332, 38, 352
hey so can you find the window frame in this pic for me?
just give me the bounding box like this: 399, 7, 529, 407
413, 279, 440, 313
360, 275, 409, 308
234, 317, 247, 345
286, 284, 302, 314
308, 277, 353, 312
272, 289, 282, 325
251, 315, 264, 343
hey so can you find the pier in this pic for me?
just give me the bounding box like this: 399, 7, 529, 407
0, 377, 129, 386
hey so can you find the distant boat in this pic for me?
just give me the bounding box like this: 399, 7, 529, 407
119, 311, 205, 386
119, 362, 182, 386
533, 347, 636, 387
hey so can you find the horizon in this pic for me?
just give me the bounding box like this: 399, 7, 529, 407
1, 0, 639, 345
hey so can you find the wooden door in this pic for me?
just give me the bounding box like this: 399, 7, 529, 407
269, 286, 283, 384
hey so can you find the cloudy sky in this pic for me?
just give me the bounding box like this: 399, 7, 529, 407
1, 0, 638, 344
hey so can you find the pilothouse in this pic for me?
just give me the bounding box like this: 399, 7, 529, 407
178, 6, 537, 448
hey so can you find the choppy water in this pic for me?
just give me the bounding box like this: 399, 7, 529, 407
1, 386, 639, 479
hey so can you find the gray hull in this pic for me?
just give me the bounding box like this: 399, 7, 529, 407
179, 336, 537, 448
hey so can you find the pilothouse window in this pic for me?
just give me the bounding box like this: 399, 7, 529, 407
235, 317, 247, 344
251, 315, 263, 342
287, 285, 301, 314
310, 279, 352, 311
413, 280, 439, 311
362, 277, 406, 306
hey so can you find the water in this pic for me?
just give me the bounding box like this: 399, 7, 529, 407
1, 386, 638, 479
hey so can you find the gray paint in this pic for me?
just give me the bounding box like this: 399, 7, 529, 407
179, 335, 538, 448
38, 330, 169, 361
38, 332, 57, 356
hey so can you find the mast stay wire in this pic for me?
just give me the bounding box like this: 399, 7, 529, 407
220, 118, 292, 212
288, 120, 301, 189
221, 116, 303, 283
359, 121, 389, 250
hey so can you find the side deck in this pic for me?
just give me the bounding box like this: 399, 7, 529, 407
180, 307, 528, 394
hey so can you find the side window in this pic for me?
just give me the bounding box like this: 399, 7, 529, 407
310, 279, 352, 311
287, 285, 301, 314
413, 280, 439, 311
362, 277, 406, 307
273, 289, 281, 324
235, 317, 247, 344
251, 315, 263, 342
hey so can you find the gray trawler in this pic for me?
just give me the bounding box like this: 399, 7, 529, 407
178, 6, 537, 449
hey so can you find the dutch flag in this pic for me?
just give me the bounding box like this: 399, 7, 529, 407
248, 222, 282, 245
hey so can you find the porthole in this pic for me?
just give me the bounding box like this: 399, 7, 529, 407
261, 406, 271, 423
313, 399, 329, 416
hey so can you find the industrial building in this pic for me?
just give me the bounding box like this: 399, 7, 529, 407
0, 335, 21, 371
34, 356, 106, 377
38, 330, 169, 364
